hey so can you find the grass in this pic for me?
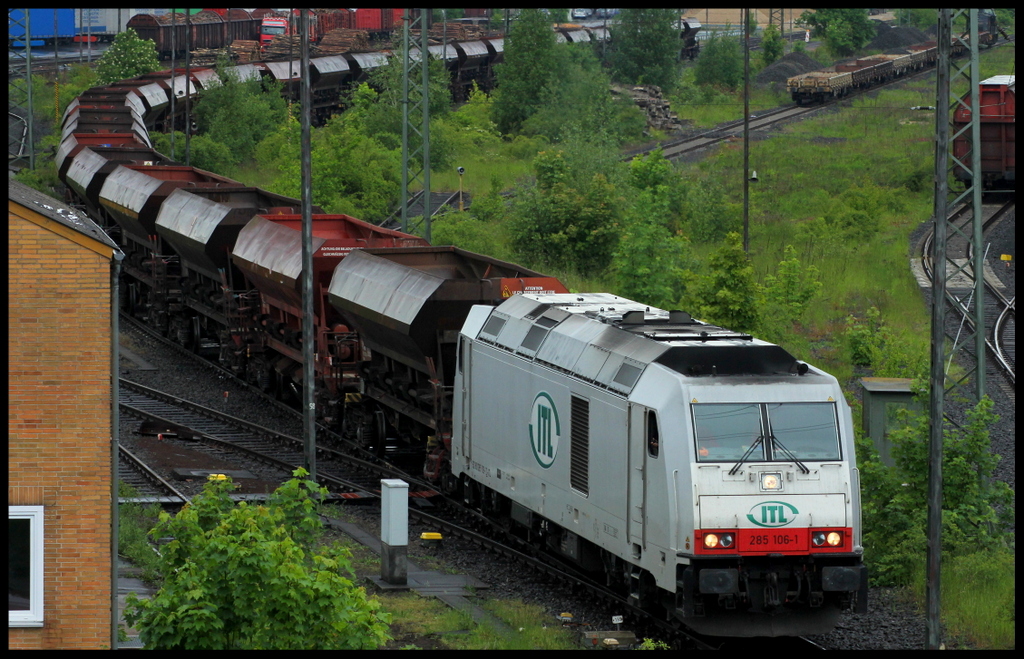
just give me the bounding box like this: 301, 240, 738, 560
381, 592, 578, 650
911, 550, 1016, 649
117, 483, 164, 584
318, 511, 578, 649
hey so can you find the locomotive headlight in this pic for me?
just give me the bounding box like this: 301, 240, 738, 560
760, 472, 782, 491
812, 531, 844, 547
703, 532, 735, 549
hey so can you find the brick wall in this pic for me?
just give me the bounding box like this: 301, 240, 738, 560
8, 217, 113, 649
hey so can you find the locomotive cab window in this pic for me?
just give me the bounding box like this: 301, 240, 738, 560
765, 402, 841, 460
693, 402, 840, 463
693, 403, 763, 461
647, 410, 660, 458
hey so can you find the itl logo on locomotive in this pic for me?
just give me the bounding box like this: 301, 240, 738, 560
747, 501, 800, 528
529, 392, 560, 468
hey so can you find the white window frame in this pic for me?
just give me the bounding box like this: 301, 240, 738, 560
9, 506, 44, 627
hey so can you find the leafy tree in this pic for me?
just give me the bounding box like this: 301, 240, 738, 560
123, 470, 391, 650
492, 8, 558, 135
757, 244, 822, 345
684, 178, 739, 243
610, 188, 690, 308
760, 23, 784, 68
679, 232, 759, 333
192, 62, 288, 166
799, 9, 876, 57
521, 46, 645, 144
357, 54, 456, 169
895, 8, 937, 32
693, 30, 743, 90
857, 396, 1014, 585
610, 8, 681, 92
627, 147, 686, 230
509, 148, 623, 273
256, 110, 402, 221
96, 28, 160, 85
762, 245, 822, 319
152, 131, 235, 173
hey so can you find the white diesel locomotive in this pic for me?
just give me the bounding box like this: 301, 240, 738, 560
452, 292, 867, 637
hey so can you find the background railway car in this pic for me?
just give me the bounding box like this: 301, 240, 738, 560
953, 75, 1015, 188
353, 8, 404, 38
7, 8, 76, 46
127, 13, 189, 59
452, 292, 867, 636
309, 55, 355, 121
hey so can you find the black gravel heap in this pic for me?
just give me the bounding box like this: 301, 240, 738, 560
866, 23, 931, 51
756, 51, 823, 86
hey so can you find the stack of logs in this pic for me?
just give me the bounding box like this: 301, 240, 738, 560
261, 34, 303, 60
315, 29, 371, 55
431, 22, 489, 40
229, 40, 261, 63
188, 48, 227, 67
611, 84, 687, 133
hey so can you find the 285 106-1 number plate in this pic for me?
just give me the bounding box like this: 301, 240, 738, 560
739, 530, 807, 552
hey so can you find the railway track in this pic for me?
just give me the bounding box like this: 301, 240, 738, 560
631, 37, 1014, 164
118, 377, 436, 502
919, 199, 1015, 399
118, 444, 189, 504
119, 313, 827, 647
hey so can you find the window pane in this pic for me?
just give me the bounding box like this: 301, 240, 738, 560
9, 518, 31, 611
767, 403, 841, 460
693, 404, 763, 462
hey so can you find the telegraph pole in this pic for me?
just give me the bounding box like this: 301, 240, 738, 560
300, 7, 316, 481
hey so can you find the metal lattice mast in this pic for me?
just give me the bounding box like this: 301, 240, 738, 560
9, 9, 35, 170
400, 9, 431, 241
927, 8, 984, 650
769, 8, 784, 36
942, 9, 986, 407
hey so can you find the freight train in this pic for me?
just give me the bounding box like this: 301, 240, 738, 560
787, 13, 1003, 106
57, 57, 866, 639
953, 75, 1015, 188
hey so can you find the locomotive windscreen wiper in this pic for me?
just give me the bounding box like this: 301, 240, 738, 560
728, 435, 764, 475
769, 434, 810, 474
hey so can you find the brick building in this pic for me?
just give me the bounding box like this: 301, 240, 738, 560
9, 180, 122, 649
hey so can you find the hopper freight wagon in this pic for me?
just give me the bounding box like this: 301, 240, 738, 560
227, 214, 429, 420
327, 246, 569, 467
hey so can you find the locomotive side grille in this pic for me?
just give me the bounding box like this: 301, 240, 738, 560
570, 395, 590, 496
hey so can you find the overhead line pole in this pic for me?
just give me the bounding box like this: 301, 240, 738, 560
300, 7, 316, 481
926, 9, 951, 650
742, 8, 750, 253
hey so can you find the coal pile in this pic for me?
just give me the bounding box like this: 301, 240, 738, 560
756, 51, 822, 87
866, 23, 930, 51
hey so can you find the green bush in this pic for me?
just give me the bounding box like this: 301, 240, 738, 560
858, 396, 1014, 587
124, 470, 391, 650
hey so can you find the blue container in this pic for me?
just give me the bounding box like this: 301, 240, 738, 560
8, 8, 76, 43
